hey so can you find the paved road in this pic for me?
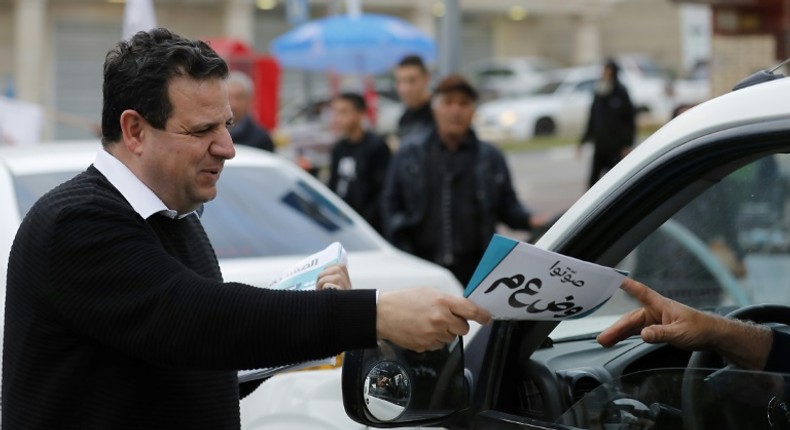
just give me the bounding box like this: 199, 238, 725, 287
506, 145, 591, 219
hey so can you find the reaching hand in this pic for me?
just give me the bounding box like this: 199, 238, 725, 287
316, 264, 352, 290
597, 279, 773, 370
597, 278, 720, 350
376, 287, 491, 353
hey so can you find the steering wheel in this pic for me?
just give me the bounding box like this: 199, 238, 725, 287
682, 304, 790, 430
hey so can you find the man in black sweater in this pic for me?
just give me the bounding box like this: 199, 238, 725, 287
328, 93, 391, 233
2, 28, 489, 430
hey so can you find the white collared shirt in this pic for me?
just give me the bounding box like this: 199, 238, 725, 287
93, 149, 194, 220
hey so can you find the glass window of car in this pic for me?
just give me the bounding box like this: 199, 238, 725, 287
534, 80, 563, 95
201, 166, 379, 258
572, 79, 596, 93
576, 153, 790, 329
11, 165, 379, 260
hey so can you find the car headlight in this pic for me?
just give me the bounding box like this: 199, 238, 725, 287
499, 110, 518, 127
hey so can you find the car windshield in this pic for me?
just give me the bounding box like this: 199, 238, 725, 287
12, 165, 379, 259
534, 80, 563, 95
552, 153, 790, 340
555, 368, 790, 429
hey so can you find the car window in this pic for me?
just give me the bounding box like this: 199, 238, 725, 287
478, 68, 515, 79
534, 80, 563, 95
13, 171, 77, 216
201, 166, 379, 258
572, 79, 596, 93
598, 153, 790, 318
12, 166, 380, 260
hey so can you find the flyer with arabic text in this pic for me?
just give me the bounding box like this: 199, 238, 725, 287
464, 235, 626, 321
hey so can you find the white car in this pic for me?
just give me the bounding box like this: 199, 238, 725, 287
0, 142, 462, 429
474, 63, 672, 143
465, 56, 561, 100
342, 64, 790, 430
672, 60, 711, 110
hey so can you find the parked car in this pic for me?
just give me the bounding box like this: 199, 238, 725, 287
465, 56, 561, 100
343, 72, 790, 429
0, 143, 463, 429
672, 60, 711, 109
474, 62, 671, 143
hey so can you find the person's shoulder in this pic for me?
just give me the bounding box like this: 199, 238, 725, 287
28, 167, 129, 223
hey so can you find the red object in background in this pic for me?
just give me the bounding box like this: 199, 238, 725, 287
363, 75, 378, 127
203, 37, 281, 131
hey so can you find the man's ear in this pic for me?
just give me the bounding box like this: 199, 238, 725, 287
119, 109, 147, 155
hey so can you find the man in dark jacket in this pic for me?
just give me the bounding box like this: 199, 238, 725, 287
394, 55, 434, 142
579, 59, 636, 188
382, 75, 547, 286
328, 93, 391, 232
228, 71, 275, 152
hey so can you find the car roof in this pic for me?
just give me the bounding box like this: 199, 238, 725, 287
539, 76, 790, 248
0, 140, 286, 175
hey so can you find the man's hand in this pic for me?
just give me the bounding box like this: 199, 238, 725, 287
376, 287, 491, 353
597, 279, 773, 370
597, 278, 719, 350
317, 264, 351, 290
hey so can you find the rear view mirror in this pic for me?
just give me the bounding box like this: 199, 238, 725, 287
342, 338, 468, 427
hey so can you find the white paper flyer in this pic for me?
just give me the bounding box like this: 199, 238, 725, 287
269, 241, 348, 290
464, 235, 626, 321
238, 242, 347, 383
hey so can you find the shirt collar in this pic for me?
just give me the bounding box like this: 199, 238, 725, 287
93, 149, 196, 220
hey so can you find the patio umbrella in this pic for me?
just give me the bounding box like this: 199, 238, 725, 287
270, 13, 436, 75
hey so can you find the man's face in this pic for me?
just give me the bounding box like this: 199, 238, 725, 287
432, 91, 475, 140
394, 65, 430, 109
227, 81, 250, 121
139, 76, 236, 213
330, 98, 363, 137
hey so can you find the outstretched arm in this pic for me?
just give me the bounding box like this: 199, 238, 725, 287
597, 279, 772, 370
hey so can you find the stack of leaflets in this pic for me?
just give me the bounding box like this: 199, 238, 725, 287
238, 242, 348, 383
464, 235, 627, 321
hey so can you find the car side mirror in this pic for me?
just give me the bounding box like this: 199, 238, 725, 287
342, 337, 468, 427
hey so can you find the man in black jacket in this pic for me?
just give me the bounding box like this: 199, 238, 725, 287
227, 70, 275, 152
578, 59, 636, 188
328, 93, 391, 232
382, 75, 547, 286
394, 55, 434, 142
2, 29, 490, 430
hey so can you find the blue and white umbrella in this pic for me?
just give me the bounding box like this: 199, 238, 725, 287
271, 13, 436, 75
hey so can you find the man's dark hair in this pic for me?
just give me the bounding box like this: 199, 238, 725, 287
335, 92, 366, 112
101, 28, 229, 145
397, 55, 428, 74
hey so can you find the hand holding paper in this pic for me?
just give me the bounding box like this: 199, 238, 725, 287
376, 288, 491, 353
465, 235, 626, 321
317, 264, 351, 290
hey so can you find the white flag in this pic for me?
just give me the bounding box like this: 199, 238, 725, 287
0, 97, 43, 146
123, 0, 157, 40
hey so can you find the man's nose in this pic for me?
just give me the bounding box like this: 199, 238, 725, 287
212, 127, 236, 160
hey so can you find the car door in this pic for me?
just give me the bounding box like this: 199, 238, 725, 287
471, 116, 790, 428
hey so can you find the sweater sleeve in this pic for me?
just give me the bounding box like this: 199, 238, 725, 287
764, 329, 790, 373
45, 205, 377, 371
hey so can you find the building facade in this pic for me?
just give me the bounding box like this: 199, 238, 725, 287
0, 0, 699, 139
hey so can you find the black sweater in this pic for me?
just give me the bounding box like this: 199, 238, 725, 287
3, 166, 377, 429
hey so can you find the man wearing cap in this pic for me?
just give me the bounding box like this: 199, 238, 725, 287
382, 75, 547, 286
